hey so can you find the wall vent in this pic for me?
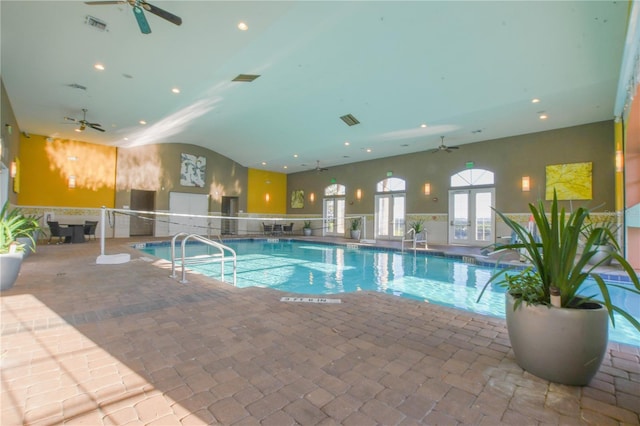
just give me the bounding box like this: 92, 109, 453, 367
340, 114, 360, 126
85, 15, 107, 31
232, 74, 260, 82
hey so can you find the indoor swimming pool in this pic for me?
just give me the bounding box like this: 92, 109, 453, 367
137, 239, 640, 347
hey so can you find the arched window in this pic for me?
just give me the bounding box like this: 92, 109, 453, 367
450, 169, 494, 187
324, 184, 346, 196
376, 177, 406, 192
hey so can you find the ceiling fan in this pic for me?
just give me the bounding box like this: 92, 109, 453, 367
64, 109, 105, 133
314, 160, 329, 172
430, 136, 459, 153
84, 0, 182, 34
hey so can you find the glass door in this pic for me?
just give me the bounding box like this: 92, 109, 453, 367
375, 194, 405, 240
448, 188, 495, 245
323, 198, 345, 236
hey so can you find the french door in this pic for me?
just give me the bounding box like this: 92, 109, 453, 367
323, 198, 345, 236
448, 188, 495, 245
375, 194, 405, 240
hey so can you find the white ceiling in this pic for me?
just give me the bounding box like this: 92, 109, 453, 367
0, 0, 629, 174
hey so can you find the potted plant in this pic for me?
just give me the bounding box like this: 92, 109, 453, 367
580, 215, 620, 266
1, 202, 41, 291
409, 219, 425, 240
478, 191, 640, 386
349, 217, 362, 240
303, 220, 312, 236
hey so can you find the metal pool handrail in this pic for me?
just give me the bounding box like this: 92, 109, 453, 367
170, 233, 237, 286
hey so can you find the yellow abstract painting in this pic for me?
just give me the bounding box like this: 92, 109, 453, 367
545, 162, 592, 200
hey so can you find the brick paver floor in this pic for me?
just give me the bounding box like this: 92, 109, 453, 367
1, 239, 639, 425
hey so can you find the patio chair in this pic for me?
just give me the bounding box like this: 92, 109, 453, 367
84, 220, 98, 241
47, 221, 73, 244
282, 223, 294, 234
263, 223, 273, 235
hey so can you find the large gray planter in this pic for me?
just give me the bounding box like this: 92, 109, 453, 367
505, 293, 608, 386
587, 244, 614, 266
350, 230, 361, 240
1, 253, 24, 291
16, 237, 35, 257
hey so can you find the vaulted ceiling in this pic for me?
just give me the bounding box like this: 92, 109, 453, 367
1, 1, 629, 173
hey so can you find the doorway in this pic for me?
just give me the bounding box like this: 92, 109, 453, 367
221, 196, 239, 235
323, 197, 345, 236
375, 194, 405, 240
448, 188, 495, 245
130, 189, 155, 236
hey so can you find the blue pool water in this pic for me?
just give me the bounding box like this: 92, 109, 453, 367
138, 239, 640, 347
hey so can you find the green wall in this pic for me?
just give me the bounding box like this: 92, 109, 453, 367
287, 121, 615, 215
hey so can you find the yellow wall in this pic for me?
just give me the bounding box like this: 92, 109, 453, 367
18, 134, 116, 208
247, 168, 286, 214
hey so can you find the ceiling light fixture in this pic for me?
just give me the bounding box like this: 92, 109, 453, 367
171, 87, 180, 94
238, 22, 248, 31
344, 141, 350, 146
420, 124, 427, 128
539, 114, 548, 120
94, 63, 105, 71
531, 98, 540, 103
139, 120, 147, 125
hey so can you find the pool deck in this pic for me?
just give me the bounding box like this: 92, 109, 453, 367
1, 236, 639, 425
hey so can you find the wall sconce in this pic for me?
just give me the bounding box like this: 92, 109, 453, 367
356, 188, 362, 200
615, 150, 624, 172
309, 192, 315, 203
521, 176, 530, 192
10, 161, 17, 178
68, 175, 76, 189
265, 193, 270, 202
424, 183, 431, 195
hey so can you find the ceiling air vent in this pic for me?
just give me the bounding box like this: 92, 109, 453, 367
340, 114, 360, 126
232, 74, 260, 82
85, 15, 107, 31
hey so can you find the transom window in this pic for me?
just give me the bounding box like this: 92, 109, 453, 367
451, 169, 494, 187
376, 177, 406, 192
324, 184, 346, 196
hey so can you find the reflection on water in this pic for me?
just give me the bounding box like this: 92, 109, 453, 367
139, 240, 639, 347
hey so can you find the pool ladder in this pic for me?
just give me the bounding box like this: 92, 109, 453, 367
170, 233, 237, 286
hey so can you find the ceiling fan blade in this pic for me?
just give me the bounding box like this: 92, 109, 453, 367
141, 1, 182, 26
132, 4, 151, 34
64, 117, 77, 122
88, 124, 106, 132
449, 146, 460, 150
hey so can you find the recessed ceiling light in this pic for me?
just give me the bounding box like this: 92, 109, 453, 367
94, 63, 105, 71
344, 141, 350, 146
261, 161, 266, 165
420, 124, 428, 128
139, 120, 147, 125
283, 165, 288, 169
171, 87, 180, 94
539, 114, 548, 120
293, 154, 298, 158
238, 22, 248, 31
124, 137, 129, 141
366, 148, 372, 153
74, 128, 82, 133
532, 98, 541, 103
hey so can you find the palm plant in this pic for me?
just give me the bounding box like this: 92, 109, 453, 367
409, 219, 424, 234
478, 191, 640, 332
0, 202, 40, 254
350, 217, 362, 231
